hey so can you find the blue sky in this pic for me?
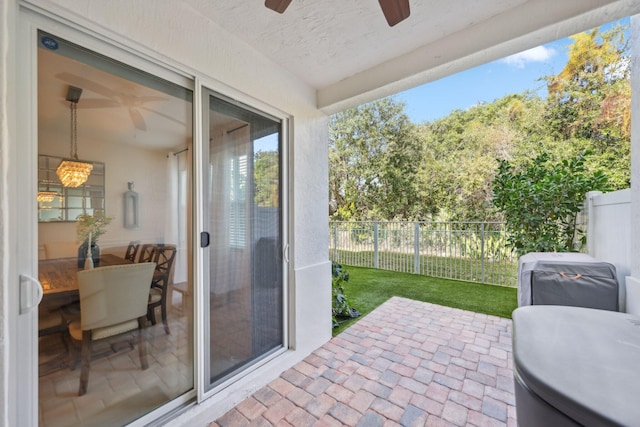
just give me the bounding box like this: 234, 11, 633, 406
397, 18, 629, 124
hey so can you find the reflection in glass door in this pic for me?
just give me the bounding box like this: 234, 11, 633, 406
204, 93, 284, 388
37, 31, 194, 426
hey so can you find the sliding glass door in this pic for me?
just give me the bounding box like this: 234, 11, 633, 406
203, 92, 284, 389
35, 30, 194, 426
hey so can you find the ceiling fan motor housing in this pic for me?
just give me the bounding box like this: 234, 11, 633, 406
66, 85, 82, 104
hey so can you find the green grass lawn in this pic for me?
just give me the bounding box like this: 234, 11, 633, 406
333, 265, 518, 335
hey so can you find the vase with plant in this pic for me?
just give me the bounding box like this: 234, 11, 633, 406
76, 211, 113, 268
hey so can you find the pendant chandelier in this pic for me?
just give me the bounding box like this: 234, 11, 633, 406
36, 190, 58, 203
57, 86, 93, 188
37, 156, 60, 203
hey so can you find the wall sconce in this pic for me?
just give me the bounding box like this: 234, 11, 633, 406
124, 181, 139, 229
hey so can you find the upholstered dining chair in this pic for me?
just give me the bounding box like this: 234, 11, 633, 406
137, 243, 156, 263
68, 262, 156, 396
147, 245, 177, 335
124, 240, 141, 263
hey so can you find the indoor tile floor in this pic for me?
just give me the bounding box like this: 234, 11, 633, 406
38, 295, 193, 427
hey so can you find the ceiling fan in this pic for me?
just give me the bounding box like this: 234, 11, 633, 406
56, 72, 179, 131
265, 0, 410, 27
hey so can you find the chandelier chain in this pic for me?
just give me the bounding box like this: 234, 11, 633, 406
71, 101, 78, 159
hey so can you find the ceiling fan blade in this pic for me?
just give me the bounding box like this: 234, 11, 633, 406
379, 0, 410, 26
73, 99, 120, 109
129, 108, 147, 131
56, 72, 119, 99
134, 95, 168, 104
265, 0, 292, 14
140, 106, 187, 126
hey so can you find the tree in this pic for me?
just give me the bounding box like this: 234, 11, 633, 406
329, 97, 424, 220
492, 152, 610, 256
544, 25, 630, 188
417, 93, 546, 221
415, 25, 630, 222
254, 150, 279, 207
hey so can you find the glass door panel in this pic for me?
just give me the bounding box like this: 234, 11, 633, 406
37, 31, 194, 426
204, 93, 283, 389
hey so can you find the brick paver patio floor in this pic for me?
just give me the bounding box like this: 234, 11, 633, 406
211, 296, 516, 427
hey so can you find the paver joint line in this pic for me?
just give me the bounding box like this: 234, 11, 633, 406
213, 297, 515, 427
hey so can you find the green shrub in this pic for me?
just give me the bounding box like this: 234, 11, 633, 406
492, 151, 610, 255
331, 262, 360, 328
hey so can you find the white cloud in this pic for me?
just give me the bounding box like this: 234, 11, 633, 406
502, 46, 556, 68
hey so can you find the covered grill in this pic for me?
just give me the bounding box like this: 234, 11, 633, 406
517, 252, 618, 311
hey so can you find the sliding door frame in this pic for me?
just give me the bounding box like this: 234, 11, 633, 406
198, 85, 290, 402
16, 5, 197, 426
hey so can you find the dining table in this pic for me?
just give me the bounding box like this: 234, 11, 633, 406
39, 254, 132, 308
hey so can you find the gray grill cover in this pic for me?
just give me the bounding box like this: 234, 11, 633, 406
513, 306, 640, 426
518, 252, 618, 311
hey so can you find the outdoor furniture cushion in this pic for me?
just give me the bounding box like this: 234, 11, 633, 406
513, 305, 640, 426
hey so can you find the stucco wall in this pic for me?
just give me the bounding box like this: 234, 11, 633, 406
2, 0, 331, 424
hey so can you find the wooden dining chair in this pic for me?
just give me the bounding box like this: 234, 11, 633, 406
44, 241, 79, 260
38, 305, 70, 375
68, 262, 156, 395
38, 305, 68, 338
137, 243, 156, 263
147, 245, 177, 335
124, 240, 141, 263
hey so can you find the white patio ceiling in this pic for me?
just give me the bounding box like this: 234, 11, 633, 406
184, 0, 640, 114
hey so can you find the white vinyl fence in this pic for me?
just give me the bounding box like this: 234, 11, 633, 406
329, 221, 518, 287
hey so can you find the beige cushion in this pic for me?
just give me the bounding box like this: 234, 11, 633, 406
69, 318, 139, 341
149, 287, 162, 304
